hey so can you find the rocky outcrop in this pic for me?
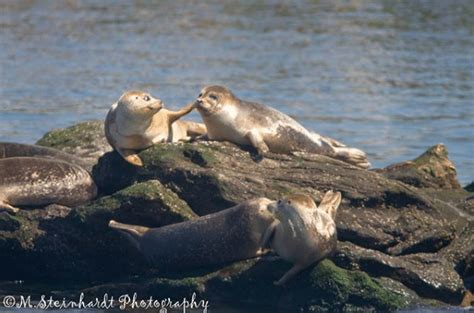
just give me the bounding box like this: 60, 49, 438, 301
0, 120, 472, 311
376, 144, 461, 189
36, 120, 111, 171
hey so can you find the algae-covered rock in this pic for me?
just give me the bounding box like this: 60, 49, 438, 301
206, 258, 406, 312
0, 180, 196, 282
36, 120, 111, 170
377, 144, 461, 189
76, 258, 406, 312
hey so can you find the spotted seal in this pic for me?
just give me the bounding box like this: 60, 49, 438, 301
194, 85, 369, 168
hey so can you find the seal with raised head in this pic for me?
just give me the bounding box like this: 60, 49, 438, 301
0, 157, 97, 213
105, 91, 206, 166
108, 197, 276, 271
194, 85, 369, 168
263, 190, 341, 285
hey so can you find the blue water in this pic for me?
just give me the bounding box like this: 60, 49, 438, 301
0, 0, 473, 184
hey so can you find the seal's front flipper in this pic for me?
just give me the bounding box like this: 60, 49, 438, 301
274, 263, 305, 286
259, 220, 279, 249
246, 131, 269, 162
167, 102, 195, 124
0, 201, 20, 214
117, 148, 143, 167
317, 190, 341, 220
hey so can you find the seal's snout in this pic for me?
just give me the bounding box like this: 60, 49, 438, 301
194, 99, 203, 108
147, 100, 163, 111
267, 202, 278, 214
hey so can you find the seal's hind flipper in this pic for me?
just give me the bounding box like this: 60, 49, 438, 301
117, 148, 143, 167
109, 220, 149, 250
333, 147, 371, 169
317, 191, 341, 220
0, 201, 20, 214
183, 121, 207, 137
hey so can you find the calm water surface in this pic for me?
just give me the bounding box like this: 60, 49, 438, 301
0, 0, 473, 183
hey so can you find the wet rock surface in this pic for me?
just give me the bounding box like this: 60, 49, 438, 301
1, 120, 473, 311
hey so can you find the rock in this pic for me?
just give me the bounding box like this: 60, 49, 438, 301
0, 180, 195, 282
2, 122, 473, 310
377, 144, 461, 189
333, 241, 465, 304
77, 259, 405, 312
36, 120, 111, 171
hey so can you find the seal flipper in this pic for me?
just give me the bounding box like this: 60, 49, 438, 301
109, 220, 149, 250
0, 200, 20, 214
246, 131, 269, 161
116, 148, 143, 167
317, 190, 342, 220
182, 121, 207, 137
332, 146, 370, 169
167, 102, 195, 124
275, 263, 305, 286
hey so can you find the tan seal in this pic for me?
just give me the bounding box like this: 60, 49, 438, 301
105, 91, 206, 166
194, 85, 369, 168
264, 190, 341, 285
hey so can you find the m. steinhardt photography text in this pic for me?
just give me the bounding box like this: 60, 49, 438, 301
2, 292, 209, 312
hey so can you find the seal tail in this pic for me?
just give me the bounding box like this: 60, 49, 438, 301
109, 220, 149, 250
317, 190, 342, 220
332, 146, 371, 169
184, 121, 207, 137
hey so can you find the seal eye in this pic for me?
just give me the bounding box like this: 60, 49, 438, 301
143, 95, 150, 101
209, 94, 218, 101
198, 93, 202, 98
135, 96, 139, 100
287, 200, 292, 205
277, 199, 282, 204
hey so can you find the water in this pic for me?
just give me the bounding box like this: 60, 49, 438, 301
0, 0, 473, 183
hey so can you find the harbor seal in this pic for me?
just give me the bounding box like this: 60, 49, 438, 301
263, 190, 341, 285
0, 157, 97, 213
105, 91, 206, 166
109, 191, 340, 284
193, 85, 370, 168
108, 197, 276, 271
0, 142, 91, 172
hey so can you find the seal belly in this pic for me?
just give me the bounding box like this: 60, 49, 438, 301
263, 125, 327, 154
0, 157, 97, 208
203, 116, 250, 146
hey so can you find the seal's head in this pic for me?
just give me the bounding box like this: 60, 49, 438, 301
194, 85, 236, 116
269, 193, 338, 239
269, 194, 317, 218
116, 91, 163, 120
